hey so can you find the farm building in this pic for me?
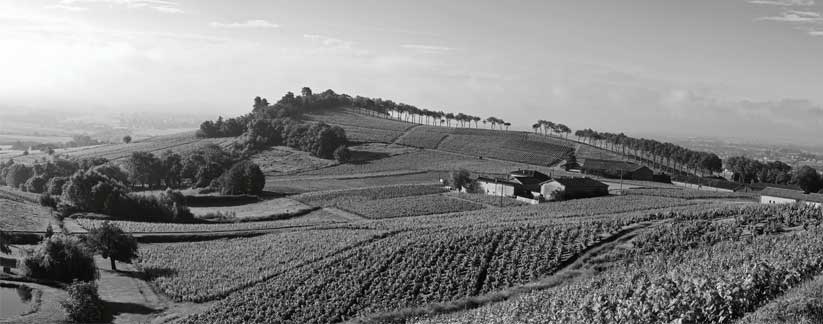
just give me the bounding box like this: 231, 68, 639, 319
476, 170, 608, 202
580, 158, 654, 181
509, 170, 551, 196
759, 187, 823, 208
476, 177, 517, 197
540, 177, 609, 200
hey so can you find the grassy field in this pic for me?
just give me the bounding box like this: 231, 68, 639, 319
340, 194, 484, 219
75, 209, 344, 233
189, 198, 316, 221
0, 197, 54, 231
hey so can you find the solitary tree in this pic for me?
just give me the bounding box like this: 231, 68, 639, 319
449, 169, 472, 191
122, 135, 132, 144
87, 221, 138, 271
795, 166, 822, 194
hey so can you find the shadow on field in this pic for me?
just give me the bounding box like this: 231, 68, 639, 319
103, 300, 159, 320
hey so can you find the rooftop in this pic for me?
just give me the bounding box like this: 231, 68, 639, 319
550, 177, 608, 188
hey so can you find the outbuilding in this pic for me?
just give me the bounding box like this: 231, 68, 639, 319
760, 187, 823, 208
540, 177, 609, 201
476, 177, 517, 197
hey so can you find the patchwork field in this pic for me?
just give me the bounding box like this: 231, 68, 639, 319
2, 132, 236, 164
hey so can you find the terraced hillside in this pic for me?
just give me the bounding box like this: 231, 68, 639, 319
304, 109, 416, 143
307, 109, 668, 169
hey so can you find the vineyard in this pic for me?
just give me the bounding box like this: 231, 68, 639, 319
412, 203, 823, 324
450, 192, 528, 207
136, 228, 387, 302
292, 184, 448, 207
623, 188, 758, 200
437, 134, 574, 166
290, 149, 554, 178
178, 220, 626, 324
394, 126, 450, 148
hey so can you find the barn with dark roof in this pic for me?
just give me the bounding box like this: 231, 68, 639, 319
540, 177, 609, 200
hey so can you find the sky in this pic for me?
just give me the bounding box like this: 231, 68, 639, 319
0, 0, 822, 144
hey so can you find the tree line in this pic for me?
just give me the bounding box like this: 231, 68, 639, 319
532, 120, 572, 138
572, 128, 723, 176
726, 156, 822, 193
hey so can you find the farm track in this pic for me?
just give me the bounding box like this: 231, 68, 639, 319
348, 220, 661, 324
323, 207, 367, 221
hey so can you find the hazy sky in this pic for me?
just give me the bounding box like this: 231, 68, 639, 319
1, 0, 822, 143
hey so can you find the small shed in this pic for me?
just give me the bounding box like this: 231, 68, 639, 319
476, 177, 517, 197
540, 177, 609, 200
760, 187, 823, 208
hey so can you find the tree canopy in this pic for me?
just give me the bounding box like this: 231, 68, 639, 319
87, 221, 139, 271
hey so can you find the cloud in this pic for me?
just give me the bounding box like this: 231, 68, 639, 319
45, 4, 90, 12
748, 0, 815, 5
304, 34, 353, 49
758, 10, 823, 22
209, 20, 279, 29
809, 29, 823, 35
401, 44, 453, 54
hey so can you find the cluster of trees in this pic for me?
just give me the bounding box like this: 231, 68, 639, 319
532, 120, 571, 138
574, 128, 723, 175
56, 164, 193, 222
241, 118, 348, 160
726, 156, 822, 193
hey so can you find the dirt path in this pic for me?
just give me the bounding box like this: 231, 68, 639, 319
348, 220, 659, 324
0, 280, 67, 324
94, 257, 169, 324
323, 207, 367, 222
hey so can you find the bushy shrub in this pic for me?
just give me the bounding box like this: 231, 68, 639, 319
333, 146, 352, 162
218, 161, 265, 195
46, 176, 68, 196
61, 281, 105, 323
39, 193, 57, 209
22, 234, 98, 283
25, 175, 48, 194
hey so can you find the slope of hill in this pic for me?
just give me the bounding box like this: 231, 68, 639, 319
304, 109, 416, 143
